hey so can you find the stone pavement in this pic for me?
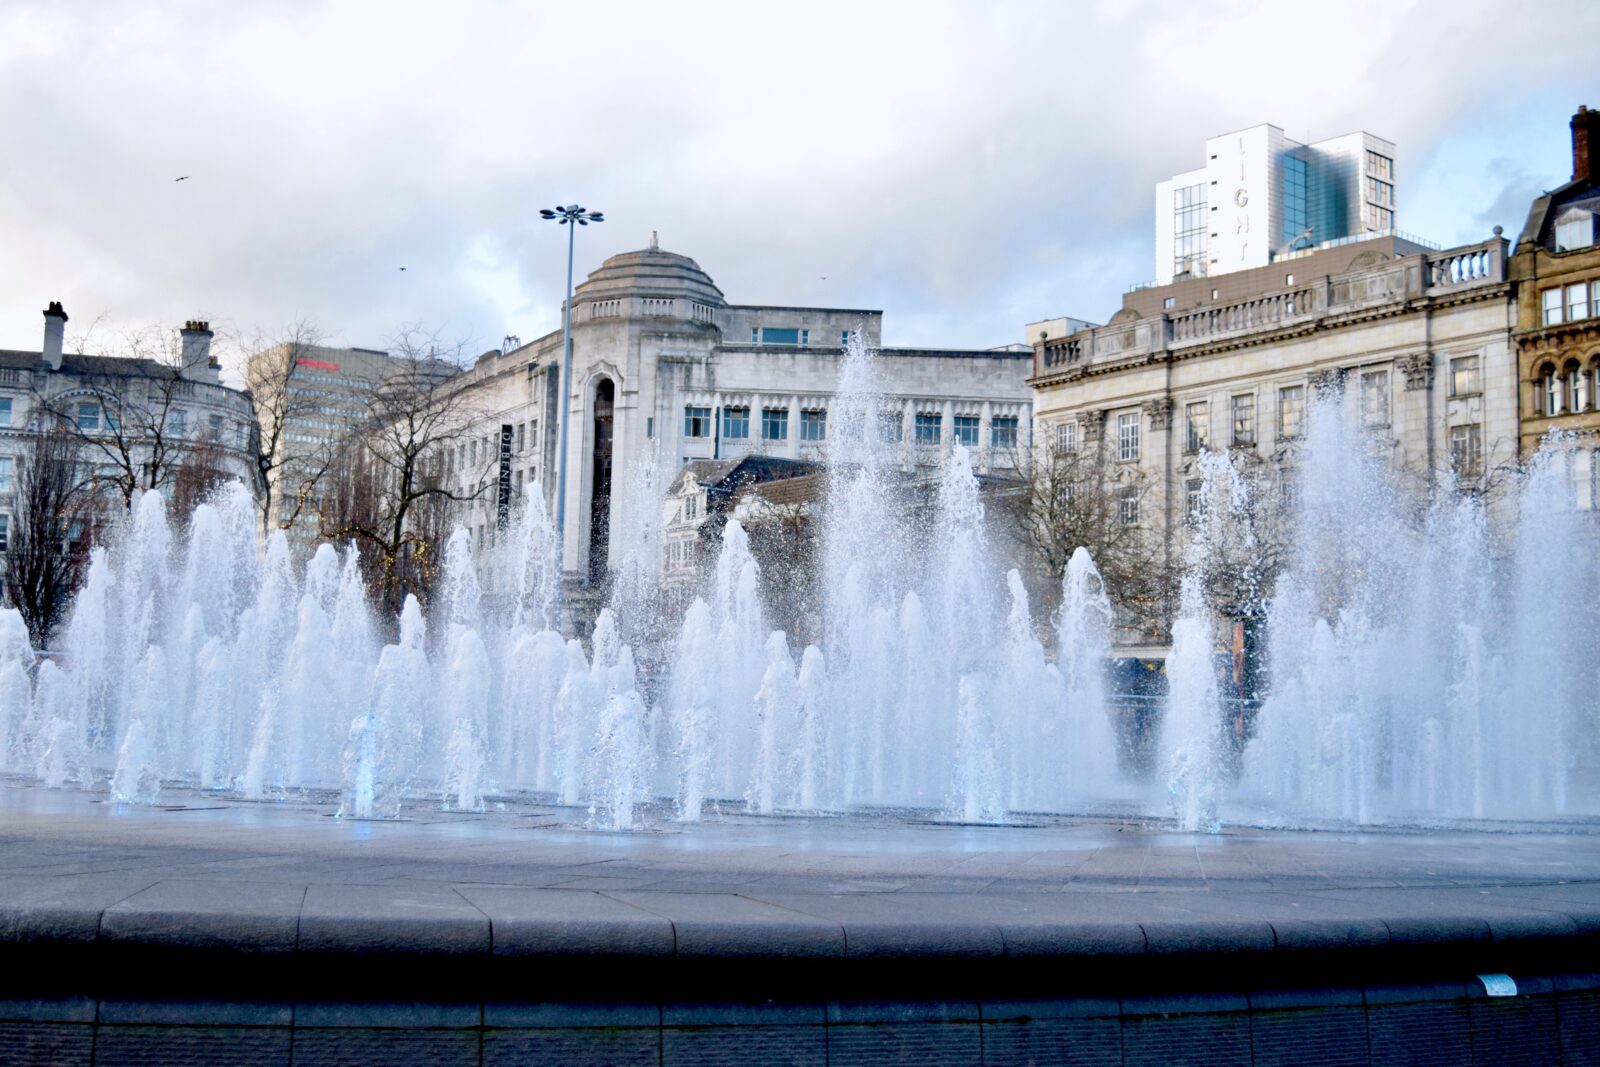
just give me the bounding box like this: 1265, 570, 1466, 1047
2, 782, 1599, 1063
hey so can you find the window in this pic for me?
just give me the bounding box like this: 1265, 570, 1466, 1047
1282, 155, 1308, 244
1568, 282, 1591, 322
762, 408, 788, 441
1231, 393, 1256, 446
750, 327, 758, 343
0, 514, 7, 553
759, 327, 800, 345
684, 406, 711, 437
77, 402, 100, 432
1056, 421, 1077, 453
800, 329, 810, 346
685, 495, 697, 520
0, 397, 10, 427
1569, 362, 1589, 413
1163, 297, 1176, 310
1555, 213, 1595, 251
1285, 273, 1295, 286
1174, 183, 1208, 277
1278, 385, 1305, 440
1449, 424, 1483, 480
990, 416, 1018, 448
1184, 402, 1208, 452
1280, 477, 1301, 514
874, 411, 899, 443
1366, 150, 1393, 181
1450, 355, 1481, 397
208, 414, 225, 440
914, 412, 941, 446
802, 409, 828, 442
1185, 478, 1204, 524
516, 423, 525, 452
1117, 486, 1139, 527
1359, 370, 1390, 428
0, 458, 11, 493
722, 406, 750, 439
170, 409, 188, 436
1543, 287, 1565, 326
953, 415, 980, 447
1116, 412, 1140, 461
840, 330, 850, 347
1544, 367, 1561, 416
1366, 176, 1394, 206
1366, 205, 1394, 231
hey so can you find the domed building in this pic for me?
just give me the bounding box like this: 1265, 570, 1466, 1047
435, 236, 1035, 587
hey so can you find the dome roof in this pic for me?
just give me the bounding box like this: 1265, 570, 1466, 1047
574, 242, 725, 306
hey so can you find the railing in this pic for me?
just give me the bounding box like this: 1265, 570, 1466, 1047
691, 302, 717, 324
1426, 243, 1503, 287
1039, 335, 1083, 370
642, 298, 674, 317
1169, 286, 1319, 345
589, 299, 621, 319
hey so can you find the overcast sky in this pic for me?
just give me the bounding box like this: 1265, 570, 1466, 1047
1, 1, 1593, 374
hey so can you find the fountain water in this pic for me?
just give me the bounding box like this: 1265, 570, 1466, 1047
1, 337, 1594, 833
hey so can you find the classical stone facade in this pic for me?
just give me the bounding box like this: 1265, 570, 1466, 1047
0, 304, 259, 587
1029, 234, 1517, 585
1511, 105, 1600, 507
434, 239, 1034, 582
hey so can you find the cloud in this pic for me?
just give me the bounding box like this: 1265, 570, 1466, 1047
1, 0, 1595, 369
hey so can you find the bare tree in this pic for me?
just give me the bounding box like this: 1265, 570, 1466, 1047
36, 325, 196, 509
316, 329, 484, 617
170, 437, 237, 529
243, 322, 343, 537
1003, 441, 1174, 639
3, 429, 96, 647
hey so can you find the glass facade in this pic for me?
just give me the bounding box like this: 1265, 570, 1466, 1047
1281, 155, 1308, 246
1174, 183, 1207, 278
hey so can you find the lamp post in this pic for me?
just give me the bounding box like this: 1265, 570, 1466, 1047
539, 204, 603, 610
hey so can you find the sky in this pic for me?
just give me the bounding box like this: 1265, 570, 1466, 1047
0, 0, 1594, 377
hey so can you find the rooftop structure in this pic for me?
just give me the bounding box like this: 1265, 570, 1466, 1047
1153, 123, 1401, 286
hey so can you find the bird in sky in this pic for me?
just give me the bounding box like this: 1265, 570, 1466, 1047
399, 267, 407, 272
175, 176, 189, 182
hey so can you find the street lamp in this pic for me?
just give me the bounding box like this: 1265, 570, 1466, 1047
539, 204, 604, 610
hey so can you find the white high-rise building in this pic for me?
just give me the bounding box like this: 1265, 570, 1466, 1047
1153, 124, 1397, 285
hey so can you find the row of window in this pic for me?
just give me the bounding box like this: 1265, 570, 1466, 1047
1537, 360, 1600, 417
1071, 362, 1472, 461
683, 405, 1020, 448
748, 327, 853, 347
1540, 281, 1597, 325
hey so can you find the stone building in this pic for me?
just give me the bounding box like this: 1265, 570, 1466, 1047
0, 304, 259, 580
1511, 105, 1600, 507
245, 341, 459, 547
1028, 231, 1517, 631
432, 237, 1035, 585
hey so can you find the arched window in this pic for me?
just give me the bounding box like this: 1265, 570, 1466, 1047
1542, 364, 1561, 416
1567, 360, 1587, 414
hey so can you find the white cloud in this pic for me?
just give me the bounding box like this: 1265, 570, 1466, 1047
0, 0, 1594, 360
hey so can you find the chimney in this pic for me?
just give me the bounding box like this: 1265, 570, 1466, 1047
180, 320, 213, 379
42, 302, 67, 370
1572, 105, 1599, 183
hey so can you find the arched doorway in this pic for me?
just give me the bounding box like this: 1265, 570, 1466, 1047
589, 378, 614, 581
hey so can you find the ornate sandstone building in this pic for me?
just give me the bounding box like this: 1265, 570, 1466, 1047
435, 237, 1035, 584
1511, 105, 1600, 507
